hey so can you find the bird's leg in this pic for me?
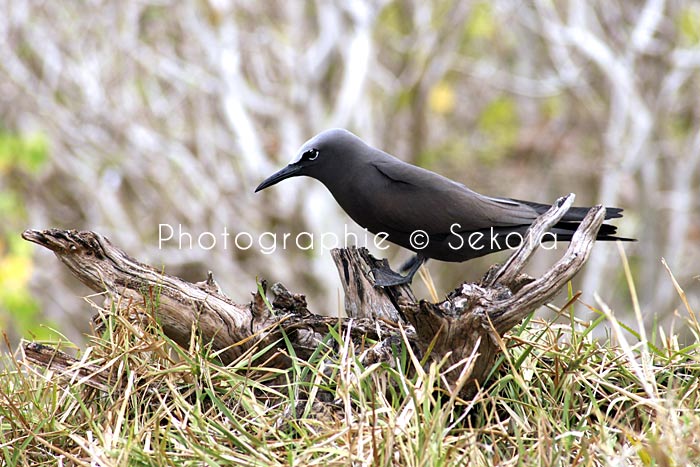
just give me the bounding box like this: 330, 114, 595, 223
372, 254, 426, 287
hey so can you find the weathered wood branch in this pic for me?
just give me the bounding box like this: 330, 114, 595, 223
483, 194, 576, 288
20, 229, 396, 368
323, 194, 606, 391
330, 247, 415, 322
21, 194, 605, 397
22, 342, 113, 392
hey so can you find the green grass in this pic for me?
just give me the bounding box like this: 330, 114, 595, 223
1, 285, 699, 466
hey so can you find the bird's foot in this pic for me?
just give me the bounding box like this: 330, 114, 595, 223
372, 255, 425, 287
371, 265, 413, 287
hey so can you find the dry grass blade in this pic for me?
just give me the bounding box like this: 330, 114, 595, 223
1, 277, 700, 466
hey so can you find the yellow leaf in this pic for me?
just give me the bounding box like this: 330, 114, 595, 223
465, 2, 496, 40
679, 6, 700, 46
0, 254, 33, 291
428, 81, 455, 115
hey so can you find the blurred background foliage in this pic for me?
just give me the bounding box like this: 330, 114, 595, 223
0, 0, 698, 345
0, 131, 56, 341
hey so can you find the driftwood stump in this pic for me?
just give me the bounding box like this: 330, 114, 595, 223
21, 194, 605, 398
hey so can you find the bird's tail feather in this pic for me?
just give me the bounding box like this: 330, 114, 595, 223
550, 221, 635, 242
513, 199, 624, 221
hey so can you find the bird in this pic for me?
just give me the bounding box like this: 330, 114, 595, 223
255, 128, 632, 286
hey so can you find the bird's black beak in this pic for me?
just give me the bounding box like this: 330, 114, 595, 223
255, 164, 302, 192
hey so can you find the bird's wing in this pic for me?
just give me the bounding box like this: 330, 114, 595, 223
369, 159, 539, 235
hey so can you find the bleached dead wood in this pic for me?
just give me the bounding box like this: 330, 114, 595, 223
21, 194, 605, 397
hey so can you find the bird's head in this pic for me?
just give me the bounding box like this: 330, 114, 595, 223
255, 128, 365, 192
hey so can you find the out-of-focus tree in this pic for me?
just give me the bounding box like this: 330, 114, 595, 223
0, 0, 697, 344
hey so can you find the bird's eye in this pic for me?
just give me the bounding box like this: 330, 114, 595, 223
302, 149, 319, 161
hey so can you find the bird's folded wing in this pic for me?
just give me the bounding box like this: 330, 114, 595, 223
370, 160, 539, 235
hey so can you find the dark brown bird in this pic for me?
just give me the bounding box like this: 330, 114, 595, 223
256, 129, 631, 286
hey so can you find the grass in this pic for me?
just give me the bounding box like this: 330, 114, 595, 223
1, 278, 699, 466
